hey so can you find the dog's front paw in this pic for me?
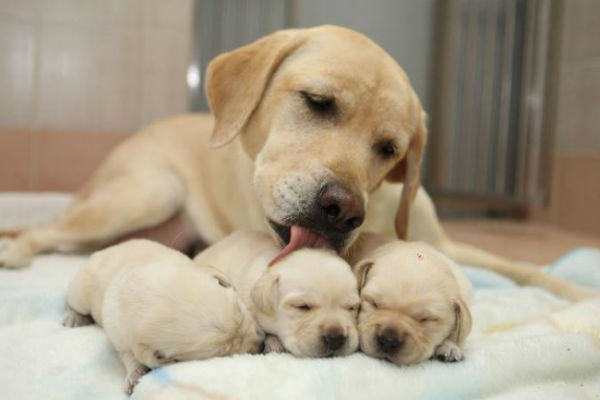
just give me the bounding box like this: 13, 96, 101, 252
124, 364, 150, 395
0, 242, 32, 269
434, 341, 464, 362
263, 335, 286, 354
62, 308, 93, 328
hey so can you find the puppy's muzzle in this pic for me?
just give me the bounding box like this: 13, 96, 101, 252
314, 182, 364, 234
321, 326, 347, 352
376, 328, 404, 355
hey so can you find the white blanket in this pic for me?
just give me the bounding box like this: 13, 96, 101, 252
0, 194, 599, 399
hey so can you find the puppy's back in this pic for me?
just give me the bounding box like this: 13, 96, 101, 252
194, 230, 277, 277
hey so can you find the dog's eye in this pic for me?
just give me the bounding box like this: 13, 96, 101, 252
214, 276, 231, 288
375, 141, 397, 158
299, 91, 335, 113
294, 304, 313, 311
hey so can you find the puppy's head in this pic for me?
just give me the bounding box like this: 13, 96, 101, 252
142, 267, 265, 365
206, 25, 427, 253
250, 249, 359, 357
355, 242, 471, 365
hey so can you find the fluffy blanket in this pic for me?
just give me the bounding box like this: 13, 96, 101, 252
0, 194, 599, 399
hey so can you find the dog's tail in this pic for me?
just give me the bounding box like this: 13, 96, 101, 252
0, 228, 23, 238
438, 239, 599, 302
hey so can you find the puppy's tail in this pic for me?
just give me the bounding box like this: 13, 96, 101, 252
438, 239, 600, 302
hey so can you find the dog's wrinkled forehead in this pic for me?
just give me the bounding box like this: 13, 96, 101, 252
275, 37, 416, 128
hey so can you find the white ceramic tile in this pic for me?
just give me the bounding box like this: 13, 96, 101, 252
0, 0, 39, 23
37, 23, 140, 132
142, 0, 192, 30
0, 21, 36, 129
555, 62, 600, 152
139, 71, 189, 126
138, 26, 190, 124
39, 0, 142, 27
561, 0, 600, 62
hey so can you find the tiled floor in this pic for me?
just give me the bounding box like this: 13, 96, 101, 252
442, 219, 600, 265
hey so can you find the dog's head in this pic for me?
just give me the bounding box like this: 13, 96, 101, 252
250, 248, 360, 357
205, 25, 427, 254
142, 266, 265, 364
354, 242, 472, 365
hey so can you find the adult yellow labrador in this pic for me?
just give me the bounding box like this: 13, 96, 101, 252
0, 26, 594, 300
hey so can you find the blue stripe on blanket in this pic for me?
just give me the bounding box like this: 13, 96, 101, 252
149, 367, 172, 386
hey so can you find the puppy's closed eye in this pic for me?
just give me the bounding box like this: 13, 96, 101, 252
213, 275, 232, 289
347, 303, 360, 312
294, 303, 313, 312
416, 314, 440, 323
363, 296, 379, 309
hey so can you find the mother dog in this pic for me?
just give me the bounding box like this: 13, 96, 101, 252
0, 26, 593, 301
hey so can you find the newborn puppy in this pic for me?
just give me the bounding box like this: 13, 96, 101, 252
349, 233, 473, 365
63, 239, 263, 394
193, 231, 360, 358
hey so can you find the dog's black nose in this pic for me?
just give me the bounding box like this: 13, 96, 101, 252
322, 332, 347, 351
376, 329, 403, 354
316, 182, 364, 233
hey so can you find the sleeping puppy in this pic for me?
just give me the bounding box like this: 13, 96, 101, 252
63, 239, 264, 394
193, 230, 360, 358
348, 233, 473, 365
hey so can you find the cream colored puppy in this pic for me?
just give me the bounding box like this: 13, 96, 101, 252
349, 233, 473, 365
193, 231, 360, 358
63, 239, 264, 394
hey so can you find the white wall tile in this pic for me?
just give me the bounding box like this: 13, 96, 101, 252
0, 0, 40, 23
37, 24, 141, 132
39, 0, 142, 27
0, 20, 36, 129
139, 27, 190, 125
142, 0, 192, 30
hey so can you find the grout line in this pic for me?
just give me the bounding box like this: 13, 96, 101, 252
28, 5, 42, 191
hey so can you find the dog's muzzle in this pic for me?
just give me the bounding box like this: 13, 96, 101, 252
268, 181, 365, 264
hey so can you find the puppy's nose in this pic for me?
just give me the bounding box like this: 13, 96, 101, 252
316, 182, 364, 233
322, 332, 347, 351
376, 329, 403, 354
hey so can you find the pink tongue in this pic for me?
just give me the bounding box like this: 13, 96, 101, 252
269, 225, 331, 266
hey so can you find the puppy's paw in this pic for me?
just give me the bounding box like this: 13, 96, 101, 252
62, 308, 93, 328
263, 335, 286, 354
124, 364, 150, 395
0, 242, 32, 269
434, 341, 464, 362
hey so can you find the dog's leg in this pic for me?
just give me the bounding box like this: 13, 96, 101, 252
120, 351, 150, 395
0, 171, 184, 269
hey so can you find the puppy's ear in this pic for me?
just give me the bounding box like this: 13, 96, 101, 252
446, 298, 472, 346
250, 272, 280, 316
205, 29, 308, 147
353, 259, 374, 290
386, 108, 427, 240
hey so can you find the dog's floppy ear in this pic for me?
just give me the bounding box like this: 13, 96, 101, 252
386, 108, 427, 240
250, 272, 280, 316
353, 259, 374, 290
205, 29, 308, 147
446, 298, 472, 346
